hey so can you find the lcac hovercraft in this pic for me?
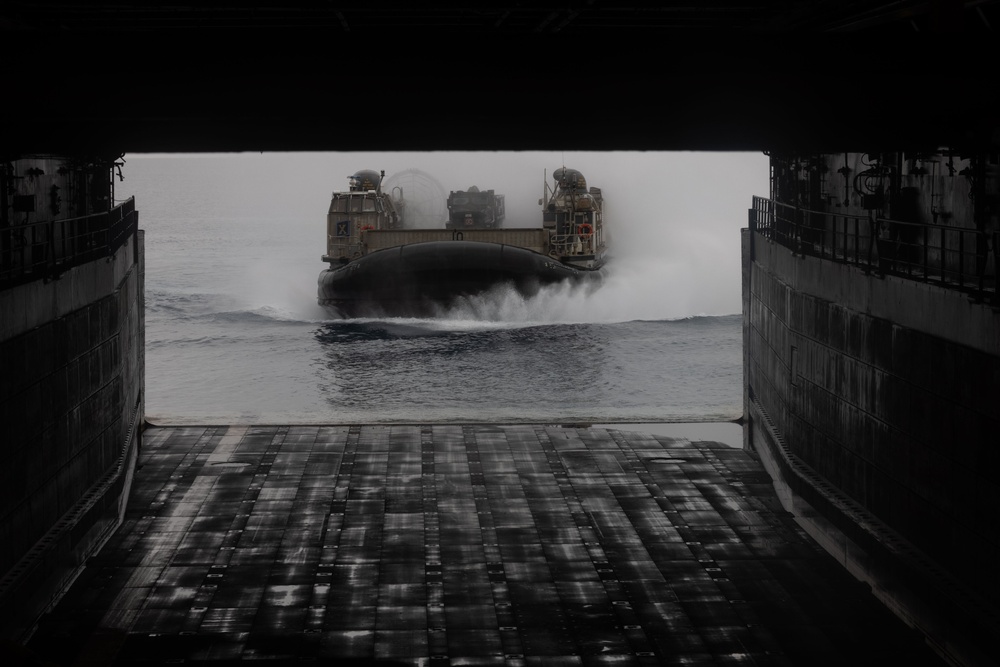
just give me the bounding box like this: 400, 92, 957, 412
317, 167, 607, 317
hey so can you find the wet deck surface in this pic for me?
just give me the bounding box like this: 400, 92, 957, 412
28, 424, 944, 666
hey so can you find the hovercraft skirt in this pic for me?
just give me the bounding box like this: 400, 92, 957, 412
318, 240, 596, 316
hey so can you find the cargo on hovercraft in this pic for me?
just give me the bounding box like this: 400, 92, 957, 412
446, 186, 505, 229
317, 167, 607, 317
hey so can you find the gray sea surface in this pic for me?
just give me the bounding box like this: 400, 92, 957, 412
120, 152, 763, 436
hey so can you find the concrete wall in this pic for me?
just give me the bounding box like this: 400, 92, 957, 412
0, 229, 144, 641
743, 229, 1000, 666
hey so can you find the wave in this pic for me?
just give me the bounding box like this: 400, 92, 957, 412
411, 259, 738, 326
147, 266, 741, 335
317, 272, 739, 331
312, 317, 586, 344
310, 313, 740, 347
146, 286, 332, 326
209, 304, 330, 325
144, 289, 207, 316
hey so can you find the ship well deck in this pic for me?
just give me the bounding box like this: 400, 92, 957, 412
25, 424, 946, 666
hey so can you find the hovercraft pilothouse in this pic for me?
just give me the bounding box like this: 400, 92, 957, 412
321, 169, 402, 266
541, 167, 607, 271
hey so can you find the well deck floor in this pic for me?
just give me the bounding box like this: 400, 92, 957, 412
28, 424, 945, 666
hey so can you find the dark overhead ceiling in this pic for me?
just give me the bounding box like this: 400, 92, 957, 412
3, 1, 996, 33
2, 2, 998, 156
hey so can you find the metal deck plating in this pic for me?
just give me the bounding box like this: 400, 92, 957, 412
27, 424, 946, 666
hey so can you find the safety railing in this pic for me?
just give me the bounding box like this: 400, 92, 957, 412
549, 228, 601, 257
750, 196, 998, 302
1, 197, 137, 289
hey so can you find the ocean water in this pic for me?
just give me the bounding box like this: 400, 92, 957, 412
119, 152, 765, 440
